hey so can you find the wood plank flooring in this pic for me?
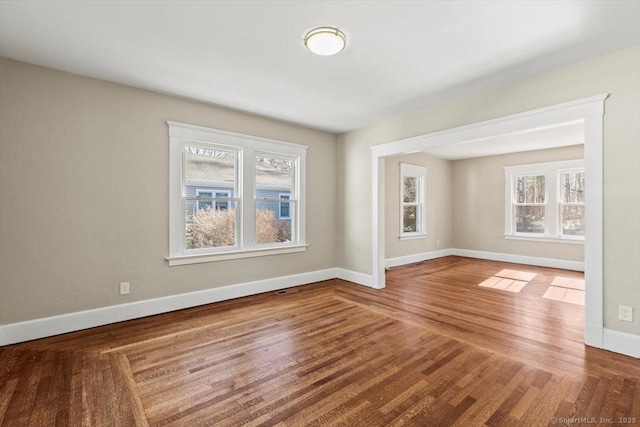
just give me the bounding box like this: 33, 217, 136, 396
1, 256, 639, 426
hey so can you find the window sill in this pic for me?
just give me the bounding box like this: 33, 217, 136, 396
166, 244, 308, 266
504, 235, 584, 245
399, 233, 427, 241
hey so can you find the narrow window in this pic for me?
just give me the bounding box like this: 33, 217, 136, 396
400, 163, 427, 239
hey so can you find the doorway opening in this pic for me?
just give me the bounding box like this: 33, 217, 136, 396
370, 95, 607, 350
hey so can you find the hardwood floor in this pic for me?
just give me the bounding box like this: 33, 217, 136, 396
1, 256, 638, 426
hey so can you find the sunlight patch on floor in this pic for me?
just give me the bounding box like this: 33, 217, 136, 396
478, 269, 537, 293
542, 276, 586, 305
551, 276, 585, 290
496, 269, 537, 282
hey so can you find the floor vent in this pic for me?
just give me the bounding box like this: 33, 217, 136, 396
275, 288, 298, 296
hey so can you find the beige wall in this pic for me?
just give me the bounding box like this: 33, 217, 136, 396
385, 154, 453, 259
338, 45, 640, 334
452, 145, 584, 261
0, 58, 337, 324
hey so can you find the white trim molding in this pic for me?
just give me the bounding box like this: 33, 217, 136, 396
0, 268, 336, 346
450, 248, 584, 272
0, 267, 387, 346
386, 248, 455, 268
336, 268, 376, 288
385, 247, 582, 271
603, 328, 640, 359
371, 94, 609, 352
166, 244, 307, 266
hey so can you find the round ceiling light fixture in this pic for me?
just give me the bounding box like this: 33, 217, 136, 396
304, 27, 346, 56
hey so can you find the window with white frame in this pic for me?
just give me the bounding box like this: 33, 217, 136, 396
504, 159, 584, 242
167, 122, 307, 265
400, 163, 427, 240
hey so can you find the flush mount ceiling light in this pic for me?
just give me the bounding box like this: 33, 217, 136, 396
304, 27, 346, 56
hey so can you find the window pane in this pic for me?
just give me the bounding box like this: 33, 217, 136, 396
562, 205, 585, 236
184, 147, 235, 183
561, 171, 585, 203
403, 206, 417, 232
523, 175, 545, 203
256, 201, 292, 244
534, 176, 545, 203
214, 192, 229, 211
197, 200, 213, 211
255, 156, 293, 195
185, 201, 237, 249
403, 176, 417, 203
515, 176, 526, 203
516, 175, 545, 203
515, 206, 545, 233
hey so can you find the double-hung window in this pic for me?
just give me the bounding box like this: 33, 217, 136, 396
399, 163, 427, 240
504, 159, 584, 243
167, 122, 307, 265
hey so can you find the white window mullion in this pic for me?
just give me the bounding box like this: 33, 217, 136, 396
241, 147, 254, 249
297, 155, 306, 245
169, 136, 183, 256
547, 172, 558, 237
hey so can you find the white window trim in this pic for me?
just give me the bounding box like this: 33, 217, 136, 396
399, 163, 427, 240
167, 121, 308, 264
278, 193, 291, 220
504, 159, 584, 243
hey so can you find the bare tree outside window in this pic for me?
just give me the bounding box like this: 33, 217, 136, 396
514, 175, 546, 233
560, 171, 585, 236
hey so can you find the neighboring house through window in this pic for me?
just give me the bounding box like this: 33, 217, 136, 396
504, 159, 585, 242
279, 193, 291, 220
167, 122, 308, 265
400, 163, 427, 240
195, 189, 231, 212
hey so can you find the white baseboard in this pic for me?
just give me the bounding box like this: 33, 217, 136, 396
450, 248, 584, 272
336, 268, 376, 288
603, 328, 640, 358
385, 248, 455, 268
0, 268, 338, 346
384, 247, 582, 271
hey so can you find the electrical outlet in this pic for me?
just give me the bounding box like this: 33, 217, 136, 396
437, 240, 440, 246
119, 282, 130, 295
619, 305, 633, 322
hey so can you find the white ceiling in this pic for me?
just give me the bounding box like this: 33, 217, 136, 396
1, 1, 639, 133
